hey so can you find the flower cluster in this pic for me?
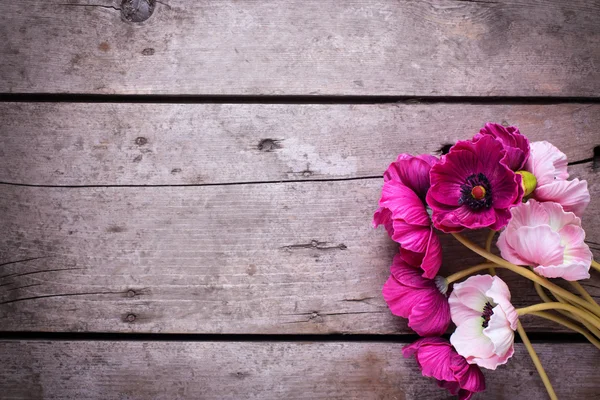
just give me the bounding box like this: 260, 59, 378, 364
374, 123, 594, 399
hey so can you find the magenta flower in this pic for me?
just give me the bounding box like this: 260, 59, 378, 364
374, 153, 442, 278
427, 135, 524, 232
382, 254, 450, 336
497, 200, 592, 281
525, 141, 590, 216
473, 123, 530, 171
403, 337, 486, 400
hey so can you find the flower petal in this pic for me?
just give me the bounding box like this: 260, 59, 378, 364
380, 180, 430, 226
534, 179, 590, 217
483, 306, 515, 358
390, 221, 430, 253
526, 141, 569, 186
451, 317, 495, 361
505, 225, 564, 267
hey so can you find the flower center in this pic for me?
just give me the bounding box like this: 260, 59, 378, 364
459, 173, 492, 210
481, 302, 494, 328
471, 185, 486, 200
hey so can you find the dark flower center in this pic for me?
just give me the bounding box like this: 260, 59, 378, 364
459, 173, 492, 210
481, 302, 494, 328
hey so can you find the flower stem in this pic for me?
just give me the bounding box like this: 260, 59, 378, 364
516, 321, 557, 400
451, 233, 600, 317
517, 303, 600, 330
445, 263, 497, 284
568, 281, 598, 307
529, 310, 600, 350
485, 229, 497, 276
534, 282, 600, 339
592, 260, 600, 273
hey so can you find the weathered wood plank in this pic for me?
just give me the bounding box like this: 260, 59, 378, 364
1, 1, 599, 96
0, 341, 597, 399
0, 102, 598, 186
1, 163, 597, 333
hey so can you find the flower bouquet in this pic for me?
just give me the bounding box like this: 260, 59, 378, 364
374, 123, 598, 400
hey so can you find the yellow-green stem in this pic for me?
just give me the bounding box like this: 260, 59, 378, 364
534, 282, 600, 340
451, 233, 600, 317
518, 302, 600, 330
516, 321, 557, 400
591, 260, 600, 273
485, 229, 497, 276
529, 311, 600, 350
568, 281, 598, 307
446, 263, 497, 284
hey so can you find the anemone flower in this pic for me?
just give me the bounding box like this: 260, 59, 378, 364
374, 153, 441, 278
403, 337, 486, 400
427, 135, 523, 232
449, 275, 518, 370
382, 253, 450, 336
525, 141, 590, 216
473, 122, 530, 171
497, 199, 592, 281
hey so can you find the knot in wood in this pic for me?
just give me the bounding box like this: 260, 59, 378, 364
121, 0, 155, 23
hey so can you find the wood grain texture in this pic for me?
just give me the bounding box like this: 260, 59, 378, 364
1, 341, 598, 399
1, 163, 597, 333
1, 1, 600, 96
0, 102, 598, 186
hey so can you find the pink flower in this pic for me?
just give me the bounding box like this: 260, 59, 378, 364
374, 154, 442, 278
427, 135, 524, 232
525, 141, 590, 216
382, 254, 450, 336
449, 275, 518, 370
497, 199, 592, 280
473, 123, 530, 171
403, 337, 485, 400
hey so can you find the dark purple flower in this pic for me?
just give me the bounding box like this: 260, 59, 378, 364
426, 136, 523, 232
403, 337, 486, 400
473, 123, 530, 171
374, 154, 442, 278
382, 253, 450, 337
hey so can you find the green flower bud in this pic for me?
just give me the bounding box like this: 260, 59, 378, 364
515, 170, 537, 197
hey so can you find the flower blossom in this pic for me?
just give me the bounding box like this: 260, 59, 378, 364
374, 154, 442, 278
473, 123, 530, 171
427, 135, 523, 232
403, 337, 486, 400
525, 141, 590, 216
497, 199, 592, 280
449, 275, 518, 370
382, 253, 450, 336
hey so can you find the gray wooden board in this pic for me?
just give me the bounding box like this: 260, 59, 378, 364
0, 341, 598, 399
1, 1, 600, 96
0, 103, 598, 186
0, 163, 597, 333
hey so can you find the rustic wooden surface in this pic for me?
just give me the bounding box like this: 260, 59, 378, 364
0, 103, 598, 186
0, 163, 597, 333
0, 341, 597, 400
1, 0, 600, 398
1, 0, 599, 96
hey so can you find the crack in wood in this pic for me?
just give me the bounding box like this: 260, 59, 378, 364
0, 267, 84, 280
58, 3, 121, 11
280, 240, 347, 251
0, 256, 49, 269
0, 290, 125, 306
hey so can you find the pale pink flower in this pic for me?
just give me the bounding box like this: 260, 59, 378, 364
525, 141, 590, 216
403, 337, 485, 400
497, 199, 592, 280
449, 275, 518, 370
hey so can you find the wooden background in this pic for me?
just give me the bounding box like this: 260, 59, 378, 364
0, 1, 599, 399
